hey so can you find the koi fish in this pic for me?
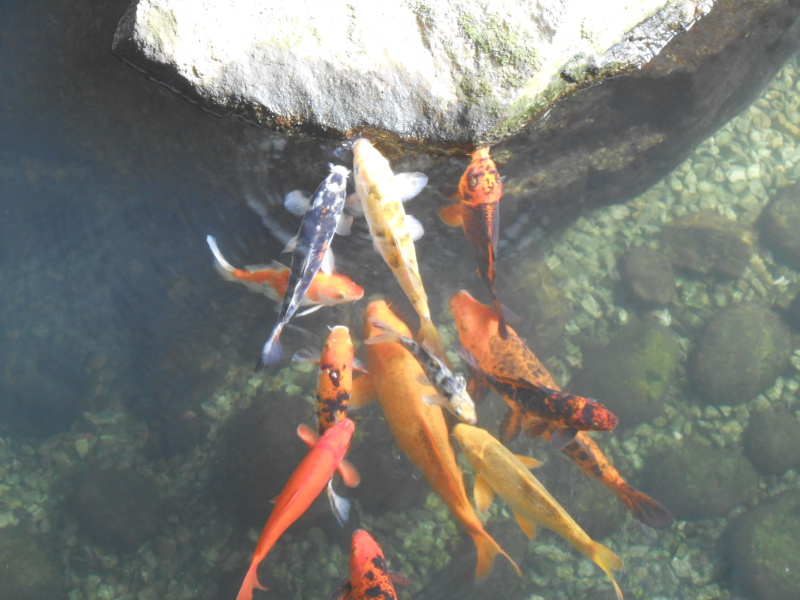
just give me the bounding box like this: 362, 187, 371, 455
206, 235, 363, 312
449, 289, 673, 529
468, 367, 619, 450
440, 148, 508, 338
453, 423, 624, 600
364, 317, 477, 424
257, 164, 351, 368
293, 326, 363, 525
350, 300, 520, 580
327, 529, 409, 600
351, 138, 446, 361
236, 417, 356, 600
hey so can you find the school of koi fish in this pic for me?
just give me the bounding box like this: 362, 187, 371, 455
208, 139, 674, 600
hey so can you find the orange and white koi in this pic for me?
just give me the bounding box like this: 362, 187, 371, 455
351, 139, 446, 361
453, 424, 624, 600
327, 529, 409, 600
293, 326, 363, 525
440, 148, 508, 338
449, 289, 673, 529
350, 300, 520, 580
206, 235, 363, 312
236, 418, 356, 600
257, 164, 351, 368
364, 317, 476, 424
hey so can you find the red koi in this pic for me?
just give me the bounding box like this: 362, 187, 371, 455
327, 529, 410, 600
449, 290, 672, 529
440, 148, 508, 338
235, 418, 356, 600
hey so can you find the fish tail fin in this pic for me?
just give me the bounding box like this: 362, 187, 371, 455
471, 529, 521, 580
257, 326, 285, 371
236, 564, 267, 600
587, 541, 624, 600
363, 318, 402, 345
417, 317, 447, 364
616, 482, 673, 529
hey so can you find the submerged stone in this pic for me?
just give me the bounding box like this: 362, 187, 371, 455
619, 246, 675, 307
661, 212, 755, 278
642, 441, 758, 520
689, 303, 792, 406
572, 318, 679, 426
725, 491, 800, 600
759, 183, 800, 270
743, 408, 800, 477
66, 468, 165, 552
0, 527, 66, 600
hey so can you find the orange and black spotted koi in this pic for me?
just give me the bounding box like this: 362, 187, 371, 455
327, 529, 409, 600
450, 289, 672, 529
479, 371, 619, 450
440, 148, 508, 338
258, 164, 351, 369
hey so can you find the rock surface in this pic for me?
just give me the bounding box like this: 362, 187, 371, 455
759, 182, 800, 270
619, 247, 676, 307
0, 527, 66, 600
743, 408, 800, 476
689, 303, 792, 406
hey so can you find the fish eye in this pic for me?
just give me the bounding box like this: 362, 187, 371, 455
455, 407, 462, 416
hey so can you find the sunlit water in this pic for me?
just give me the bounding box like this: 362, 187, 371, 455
1, 2, 800, 599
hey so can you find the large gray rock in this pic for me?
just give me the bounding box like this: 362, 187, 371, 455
112, 0, 710, 147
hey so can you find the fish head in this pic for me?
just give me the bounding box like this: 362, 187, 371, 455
350, 529, 386, 570
449, 290, 499, 351
461, 147, 502, 201
326, 417, 356, 451
364, 300, 413, 341
451, 391, 478, 426
316, 273, 365, 305
321, 325, 354, 364
452, 423, 485, 463
580, 400, 620, 432
352, 138, 392, 197
470, 147, 492, 161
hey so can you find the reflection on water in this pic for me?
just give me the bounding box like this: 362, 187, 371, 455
1, 1, 800, 599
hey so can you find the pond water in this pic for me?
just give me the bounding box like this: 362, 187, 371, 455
1, 2, 800, 600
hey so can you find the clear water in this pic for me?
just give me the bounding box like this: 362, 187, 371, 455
2, 2, 799, 599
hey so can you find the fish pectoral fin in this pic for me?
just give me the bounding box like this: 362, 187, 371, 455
296, 304, 324, 317
422, 394, 445, 408
349, 374, 377, 409
325, 580, 352, 600
439, 203, 463, 227
550, 427, 579, 451
499, 408, 523, 444
513, 511, 537, 540
394, 171, 429, 202
337, 458, 361, 488
525, 420, 551, 438
335, 214, 353, 236
404, 213, 425, 241
473, 473, 495, 513
352, 357, 369, 374
284, 189, 311, 216
515, 454, 544, 469
389, 571, 411, 589
291, 349, 319, 364
282, 234, 298, 253
320, 247, 335, 274
296, 423, 320, 448
345, 192, 364, 216
327, 479, 350, 526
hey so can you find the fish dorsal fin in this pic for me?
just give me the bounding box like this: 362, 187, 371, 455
320, 247, 335, 275
337, 458, 361, 488
513, 510, 537, 540
349, 374, 377, 409
439, 204, 463, 227
327, 479, 350, 526
404, 213, 425, 241
515, 454, 543, 469
394, 171, 428, 202
473, 473, 495, 513
284, 190, 311, 216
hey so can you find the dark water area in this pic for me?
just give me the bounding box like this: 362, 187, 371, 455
2, 1, 800, 600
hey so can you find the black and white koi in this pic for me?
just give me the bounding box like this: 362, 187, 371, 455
364, 317, 477, 424
257, 164, 351, 369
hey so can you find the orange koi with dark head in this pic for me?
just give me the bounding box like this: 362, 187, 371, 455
440, 148, 508, 338
235, 418, 356, 600
327, 530, 409, 600
449, 290, 673, 529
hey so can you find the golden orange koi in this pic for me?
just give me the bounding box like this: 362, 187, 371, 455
351, 139, 445, 361
350, 300, 520, 580
453, 423, 624, 600
440, 148, 508, 338
449, 289, 673, 529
